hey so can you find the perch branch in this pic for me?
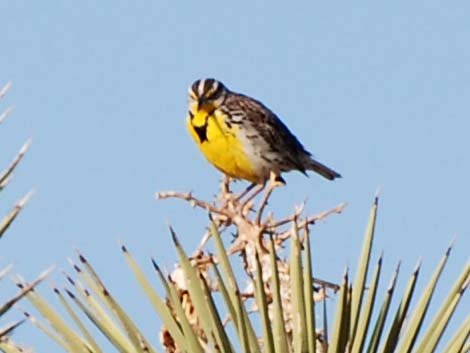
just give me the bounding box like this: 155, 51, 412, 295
156, 191, 231, 218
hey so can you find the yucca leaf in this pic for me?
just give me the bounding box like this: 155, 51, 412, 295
0, 106, 13, 126
419, 286, 467, 353
350, 196, 378, 343
366, 261, 399, 353
210, 262, 251, 353
416, 262, 470, 353
397, 243, 453, 353
0, 190, 34, 239
21, 285, 90, 353
351, 254, 383, 353
209, 220, 239, 298
64, 288, 134, 353
321, 285, 329, 352
0, 265, 13, 281
153, 261, 202, 353
346, 285, 352, 343
379, 260, 419, 353
0, 339, 27, 353
53, 287, 103, 353
76, 253, 155, 353
329, 269, 349, 353
210, 219, 260, 353
303, 227, 316, 353
1, 267, 50, 316
253, 251, 274, 353
0, 138, 32, 188
170, 226, 222, 351
123, 245, 188, 350
0, 81, 13, 125
442, 317, 470, 353
209, 220, 242, 331
68, 259, 107, 306
23, 311, 72, 352
0, 319, 25, 339
460, 340, 470, 353
234, 289, 251, 353
290, 221, 307, 353
200, 270, 236, 353
64, 273, 131, 349
268, 236, 289, 353
211, 259, 237, 329
123, 246, 189, 353
0, 81, 12, 99
109, 310, 153, 352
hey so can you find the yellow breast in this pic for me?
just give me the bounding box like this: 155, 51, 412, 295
187, 105, 259, 183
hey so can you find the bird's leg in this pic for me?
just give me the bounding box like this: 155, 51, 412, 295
243, 183, 266, 204
239, 183, 266, 213
255, 172, 285, 224
235, 182, 257, 202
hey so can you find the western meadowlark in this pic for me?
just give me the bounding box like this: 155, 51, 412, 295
187, 78, 341, 188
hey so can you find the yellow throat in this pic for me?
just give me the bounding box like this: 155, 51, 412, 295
187, 102, 258, 182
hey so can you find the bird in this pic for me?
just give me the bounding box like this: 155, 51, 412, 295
186, 78, 341, 188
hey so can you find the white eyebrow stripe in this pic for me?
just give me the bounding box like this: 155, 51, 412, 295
198, 79, 205, 96
211, 81, 219, 95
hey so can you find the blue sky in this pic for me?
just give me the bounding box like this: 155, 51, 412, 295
1, 1, 469, 350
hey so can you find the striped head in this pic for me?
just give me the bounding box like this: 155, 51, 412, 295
188, 78, 229, 111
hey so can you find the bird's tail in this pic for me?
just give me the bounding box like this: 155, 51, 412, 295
305, 158, 341, 180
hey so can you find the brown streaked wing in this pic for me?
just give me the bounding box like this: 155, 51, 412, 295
224, 93, 310, 173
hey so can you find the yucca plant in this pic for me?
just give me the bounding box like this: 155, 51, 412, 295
18, 177, 470, 352
1, 82, 48, 352
0, 82, 32, 240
